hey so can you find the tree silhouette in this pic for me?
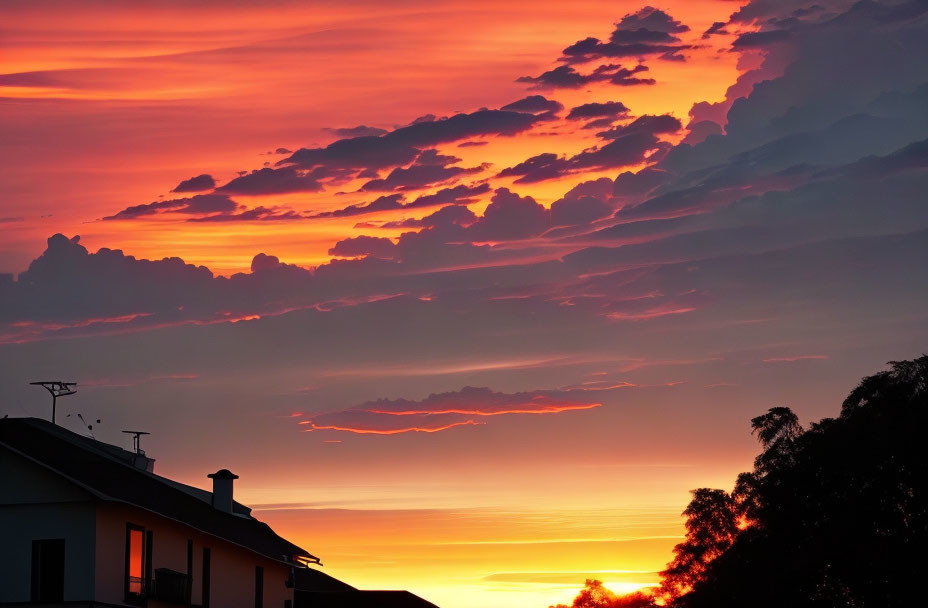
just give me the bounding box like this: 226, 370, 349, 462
551, 356, 928, 608
750, 406, 800, 447
659, 489, 737, 599
675, 356, 928, 608
550, 580, 655, 608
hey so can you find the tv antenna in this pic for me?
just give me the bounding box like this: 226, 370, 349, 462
30, 381, 77, 424
122, 430, 150, 455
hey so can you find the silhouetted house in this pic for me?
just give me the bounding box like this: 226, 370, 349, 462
0, 417, 438, 608
293, 568, 438, 608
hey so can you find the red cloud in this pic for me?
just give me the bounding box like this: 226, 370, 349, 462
301, 420, 483, 435
296, 386, 603, 435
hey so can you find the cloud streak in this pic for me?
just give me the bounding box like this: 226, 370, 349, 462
298, 386, 604, 434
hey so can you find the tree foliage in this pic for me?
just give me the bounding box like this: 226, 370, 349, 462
553, 356, 928, 608
672, 356, 928, 607
550, 579, 655, 608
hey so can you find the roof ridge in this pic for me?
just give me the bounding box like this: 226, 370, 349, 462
0, 416, 317, 565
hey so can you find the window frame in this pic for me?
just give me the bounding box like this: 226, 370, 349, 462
124, 523, 146, 604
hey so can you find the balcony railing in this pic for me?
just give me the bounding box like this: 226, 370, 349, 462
151, 568, 190, 605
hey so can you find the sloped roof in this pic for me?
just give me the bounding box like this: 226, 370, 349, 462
294, 591, 439, 608
0, 417, 317, 566
294, 566, 358, 592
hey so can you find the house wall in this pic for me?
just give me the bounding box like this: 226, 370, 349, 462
0, 446, 96, 602
95, 502, 295, 608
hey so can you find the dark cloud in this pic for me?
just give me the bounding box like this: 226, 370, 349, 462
329, 235, 397, 259
567, 101, 630, 121
0, 234, 215, 327
467, 188, 548, 241
500, 95, 564, 115
458, 141, 489, 148
573, 130, 671, 169
282, 136, 420, 173
402, 183, 491, 210
560, 38, 683, 65
359, 161, 483, 192
595, 114, 682, 140
281, 109, 542, 175
664, 10, 928, 178
682, 120, 724, 146
311, 183, 491, 220
731, 29, 792, 48
170, 174, 216, 193
613, 167, 672, 199
497, 153, 570, 184
408, 114, 437, 125
414, 149, 462, 166
216, 166, 325, 195
702, 21, 729, 39
103, 194, 238, 220
727, 0, 845, 25
381, 109, 543, 147
559, 7, 690, 64
602, 64, 657, 86
563, 177, 616, 201
499, 115, 678, 183
326, 125, 388, 138
611, 5, 690, 36
518, 63, 654, 90
311, 194, 405, 219
550, 195, 613, 228
343, 148, 484, 197
581, 117, 622, 130
377, 204, 478, 230
251, 253, 287, 273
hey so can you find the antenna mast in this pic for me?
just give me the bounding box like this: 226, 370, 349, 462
30, 381, 77, 424
122, 430, 150, 455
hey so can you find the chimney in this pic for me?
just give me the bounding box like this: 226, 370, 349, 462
207, 469, 239, 513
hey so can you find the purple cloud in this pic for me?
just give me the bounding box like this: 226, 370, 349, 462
216, 167, 325, 195
170, 174, 216, 193
518, 63, 654, 90
103, 194, 239, 220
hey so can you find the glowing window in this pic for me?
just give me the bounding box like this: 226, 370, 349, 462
125, 524, 145, 598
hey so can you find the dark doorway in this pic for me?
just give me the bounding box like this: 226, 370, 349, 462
31, 539, 65, 602
255, 565, 264, 608
202, 547, 211, 608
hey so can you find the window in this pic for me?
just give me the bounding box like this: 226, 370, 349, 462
124, 524, 145, 601
31, 539, 65, 602
255, 565, 264, 608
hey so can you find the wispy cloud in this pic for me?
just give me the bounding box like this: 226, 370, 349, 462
297, 386, 604, 435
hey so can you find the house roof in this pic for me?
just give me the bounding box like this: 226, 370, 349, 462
294, 591, 440, 608
294, 566, 358, 592
0, 417, 318, 566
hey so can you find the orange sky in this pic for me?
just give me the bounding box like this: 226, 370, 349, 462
0, 0, 745, 275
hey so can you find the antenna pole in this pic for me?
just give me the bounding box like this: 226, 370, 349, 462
30, 381, 77, 424
122, 430, 151, 455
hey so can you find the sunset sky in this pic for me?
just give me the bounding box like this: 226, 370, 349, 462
2, 1, 927, 606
